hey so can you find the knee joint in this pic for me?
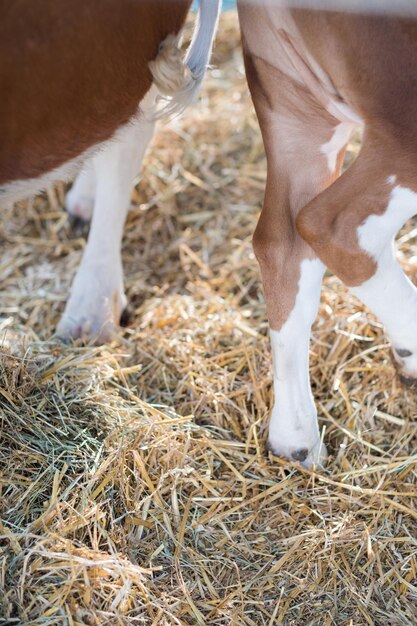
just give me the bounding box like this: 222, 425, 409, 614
297, 203, 377, 286
252, 234, 292, 277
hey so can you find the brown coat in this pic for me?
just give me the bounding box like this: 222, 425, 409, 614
0, 0, 191, 185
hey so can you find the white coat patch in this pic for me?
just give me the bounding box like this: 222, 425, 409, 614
268, 258, 327, 467
352, 184, 417, 377
320, 122, 354, 173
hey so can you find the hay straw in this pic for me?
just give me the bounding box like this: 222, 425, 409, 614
0, 12, 416, 626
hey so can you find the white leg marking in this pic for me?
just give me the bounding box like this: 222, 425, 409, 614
268, 258, 328, 467
65, 163, 96, 222
351, 184, 417, 376
320, 122, 354, 173
57, 106, 156, 341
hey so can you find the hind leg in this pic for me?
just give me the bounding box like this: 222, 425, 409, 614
298, 134, 417, 381
57, 106, 155, 342
65, 163, 96, 223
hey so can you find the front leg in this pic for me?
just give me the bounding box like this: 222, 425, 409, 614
57, 114, 155, 342
253, 205, 328, 467
239, 45, 353, 466
268, 258, 327, 466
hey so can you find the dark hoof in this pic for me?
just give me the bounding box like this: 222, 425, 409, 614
53, 333, 72, 345
395, 348, 413, 358
399, 373, 417, 389
120, 305, 133, 327
67, 212, 90, 237
390, 349, 417, 388
291, 448, 309, 462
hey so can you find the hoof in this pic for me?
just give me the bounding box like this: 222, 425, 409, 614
390, 348, 417, 388
399, 373, 417, 389
120, 305, 133, 328
395, 348, 413, 358
55, 318, 118, 344
56, 256, 127, 345
291, 448, 309, 462
67, 213, 90, 237
65, 186, 94, 224
267, 439, 328, 469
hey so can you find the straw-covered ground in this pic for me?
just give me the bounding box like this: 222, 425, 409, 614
1, 12, 416, 626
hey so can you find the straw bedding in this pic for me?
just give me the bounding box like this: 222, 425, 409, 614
0, 12, 416, 626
